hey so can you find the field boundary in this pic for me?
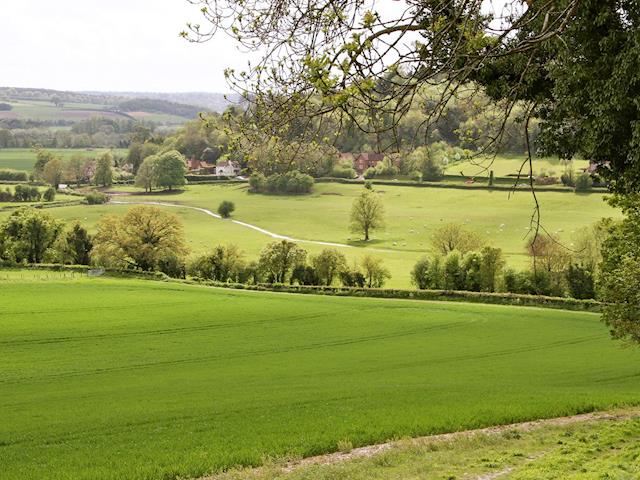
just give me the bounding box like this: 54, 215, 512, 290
1, 264, 602, 312
198, 408, 640, 479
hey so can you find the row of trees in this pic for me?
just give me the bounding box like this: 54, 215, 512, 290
0, 185, 55, 203
0, 206, 393, 288
409, 222, 608, 300
190, 240, 391, 288
33, 149, 116, 188
30, 148, 188, 191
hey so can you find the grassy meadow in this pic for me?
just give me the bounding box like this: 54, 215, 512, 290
0, 147, 128, 170
102, 182, 618, 281
0, 181, 617, 287
445, 155, 590, 179
1, 276, 639, 479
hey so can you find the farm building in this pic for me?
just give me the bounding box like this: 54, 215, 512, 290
351, 152, 385, 174
215, 160, 241, 177
187, 158, 215, 173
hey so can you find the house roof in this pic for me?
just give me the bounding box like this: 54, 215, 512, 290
217, 160, 239, 168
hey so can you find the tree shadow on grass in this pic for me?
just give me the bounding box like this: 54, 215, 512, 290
346, 238, 387, 248
130, 189, 187, 196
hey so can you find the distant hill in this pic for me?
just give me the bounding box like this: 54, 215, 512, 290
89, 91, 244, 113
0, 87, 243, 120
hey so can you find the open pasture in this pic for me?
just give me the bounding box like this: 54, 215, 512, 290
445, 155, 590, 179
0, 182, 616, 287
1, 277, 639, 479
0, 148, 128, 170
108, 182, 619, 266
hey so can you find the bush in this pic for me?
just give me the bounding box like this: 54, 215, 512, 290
560, 169, 576, 187
42, 186, 56, 202
249, 172, 266, 192
0, 169, 28, 181
534, 175, 558, 185
575, 172, 593, 192
158, 253, 185, 279
0, 187, 12, 202
188, 245, 246, 283
217, 200, 235, 218
331, 165, 357, 179
409, 171, 423, 182
85, 191, 108, 205
340, 269, 366, 287
290, 265, 319, 285
12, 184, 40, 202
421, 155, 444, 181
363, 167, 377, 179
411, 257, 434, 289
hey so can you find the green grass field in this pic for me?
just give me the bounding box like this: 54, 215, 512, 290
0, 148, 128, 170
1, 275, 639, 479
445, 155, 590, 179
0, 182, 617, 287
103, 182, 617, 280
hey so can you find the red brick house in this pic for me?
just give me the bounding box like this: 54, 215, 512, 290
352, 152, 384, 174
187, 157, 215, 173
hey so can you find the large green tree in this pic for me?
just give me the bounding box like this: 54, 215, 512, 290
155, 150, 187, 191
93, 152, 113, 187
92, 206, 188, 271
135, 155, 160, 192
598, 195, 640, 344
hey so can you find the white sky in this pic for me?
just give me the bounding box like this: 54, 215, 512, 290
2, 0, 513, 94
2, 0, 252, 93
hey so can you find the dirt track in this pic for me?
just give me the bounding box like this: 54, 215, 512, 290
198, 409, 640, 479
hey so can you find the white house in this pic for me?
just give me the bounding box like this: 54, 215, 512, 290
215, 160, 241, 177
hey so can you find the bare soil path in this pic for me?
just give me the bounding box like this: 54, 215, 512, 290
197, 409, 639, 479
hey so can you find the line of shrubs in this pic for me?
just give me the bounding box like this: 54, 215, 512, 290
0, 169, 29, 182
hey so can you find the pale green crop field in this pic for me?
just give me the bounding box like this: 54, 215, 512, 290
0, 99, 124, 121
1, 276, 639, 480
0, 148, 128, 170
0, 99, 191, 124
